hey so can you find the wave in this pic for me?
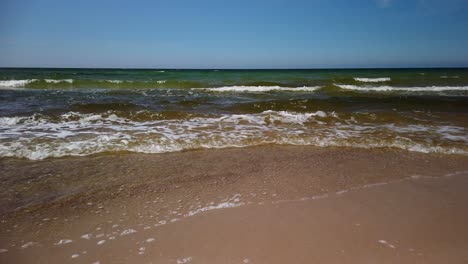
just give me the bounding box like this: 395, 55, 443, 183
354, 77, 391, 83
44, 79, 74, 84
0, 79, 77, 87
2, 77, 467, 93
0, 79, 172, 88
98, 80, 167, 85
194, 86, 320, 92
100, 80, 167, 84
0, 110, 465, 159
104, 80, 123, 84
0, 79, 36, 87
335, 84, 468, 92
440, 76, 459, 79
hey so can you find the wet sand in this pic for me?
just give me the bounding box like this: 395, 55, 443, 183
1, 146, 468, 263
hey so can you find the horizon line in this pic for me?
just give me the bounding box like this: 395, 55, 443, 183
1, 66, 468, 70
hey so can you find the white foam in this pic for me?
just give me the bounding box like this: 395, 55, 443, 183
81, 234, 92, 239
186, 201, 243, 217
378, 240, 396, 249
54, 239, 73, 245
354, 77, 391, 82
21, 242, 36, 249
0, 110, 466, 159
105, 80, 123, 84
0, 79, 74, 87
177, 257, 193, 264
0, 249, 8, 253
186, 195, 243, 217
195, 86, 320, 92
44, 79, 74, 84
120, 229, 137, 236
336, 84, 468, 92
0, 79, 36, 87
101, 79, 166, 84
263, 110, 327, 123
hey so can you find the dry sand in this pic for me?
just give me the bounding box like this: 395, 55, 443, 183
1, 146, 467, 263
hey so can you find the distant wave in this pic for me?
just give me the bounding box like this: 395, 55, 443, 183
44, 79, 74, 84
0, 79, 36, 87
354, 77, 391, 83
0, 79, 171, 88
0, 79, 75, 87
99, 79, 167, 85
1, 78, 467, 93
104, 80, 123, 84
195, 86, 320, 92
335, 84, 468, 92
440, 76, 459, 79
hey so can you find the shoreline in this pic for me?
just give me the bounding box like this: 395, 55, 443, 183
1, 146, 468, 263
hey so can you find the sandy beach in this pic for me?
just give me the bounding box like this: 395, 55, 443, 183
1, 146, 467, 263
2, 0, 468, 263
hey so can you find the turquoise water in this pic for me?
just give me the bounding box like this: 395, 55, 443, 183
0, 68, 467, 159
1, 68, 468, 89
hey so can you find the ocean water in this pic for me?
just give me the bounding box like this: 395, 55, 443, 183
0, 68, 467, 159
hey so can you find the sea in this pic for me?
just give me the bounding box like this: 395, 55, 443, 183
0, 68, 467, 160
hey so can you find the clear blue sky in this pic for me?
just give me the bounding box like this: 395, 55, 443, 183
1, 0, 467, 68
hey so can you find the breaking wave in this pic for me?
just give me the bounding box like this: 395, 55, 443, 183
354, 77, 391, 82
0, 79, 36, 87
0, 110, 466, 159
335, 84, 468, 92
194, 86, 320, 92
0, 79, 172, 89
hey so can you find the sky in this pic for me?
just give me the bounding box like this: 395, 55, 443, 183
0, 0, 467, 68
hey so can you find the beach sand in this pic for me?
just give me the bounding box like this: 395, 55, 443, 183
1, 146, 468, 263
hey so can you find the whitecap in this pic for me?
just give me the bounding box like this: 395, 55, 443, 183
194, 86, 320, 92
44, 79, 74, 84
103, 80, 123, 84
336, 84, 468, 92
354, 77, 391, 82
0, 79, 36, 87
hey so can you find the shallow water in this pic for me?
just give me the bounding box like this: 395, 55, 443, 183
0, 68, 467, 159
